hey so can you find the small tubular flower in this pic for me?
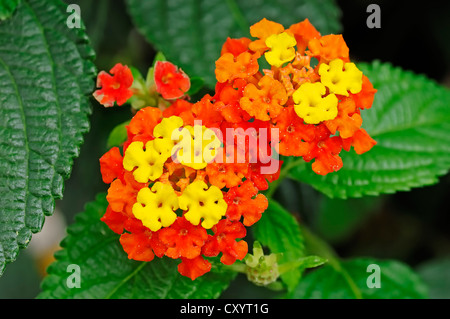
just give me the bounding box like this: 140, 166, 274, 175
125, 107, 162, 148
93, 63, 134, 107
101, 205, 128, 235
293, 82, 338, 124
272, 105, 316, 157
205, 162, 248, 189
287, 19, 321, 52
106, 171, 146, 217
202, 219, 248, 265
342, 128, 377, 154
173, 124, 221, 169
178, 256, 212, 281
99, 147, 124, 184
224, 180, 268, 226
154, 61, 190, 100
308, 34, 349, 63
178, 180, 227, 229
319, 59, 363, 96
249, 18, 285, 53
240, 75, 288, 121
132, 182, 179, 231
221, 37, 252, 56
119, 222, 166, 262
324, 97, 362, 139
215, 51, 259, 83
123, 140, 168, 183
264, 32, 297, 67
159, 217, 208, 259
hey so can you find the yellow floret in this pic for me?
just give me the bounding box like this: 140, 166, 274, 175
318, 59, 363, 96
174, 124, 221, 169
132, 182, 179, 231
292, 82, 338, 124
123, 140, 168, 183
264, 32, 297, 67
153, 116, 184, 140
178, 180, 227, 229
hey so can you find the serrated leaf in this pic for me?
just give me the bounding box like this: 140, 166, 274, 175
252, 200, 305, 292
291, 258, 428, 299
38, 193, 236, 299
126, 0, 341, 88
290, 61, 450, 198
0, 0, 96, 275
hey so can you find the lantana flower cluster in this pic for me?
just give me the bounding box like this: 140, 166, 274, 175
95, 18, 376, 280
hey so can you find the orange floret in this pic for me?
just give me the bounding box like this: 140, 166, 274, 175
178, 256, 212, 281
159, 217, 208, 259
240, 75, 288, 121
215, 51, 259, 83
221, 37, 252, 57
324, 97, 363, 139
249, 18, 285, 53
288, 18, 321, 52
224, 180, 268, 226
308, 34, 350, 63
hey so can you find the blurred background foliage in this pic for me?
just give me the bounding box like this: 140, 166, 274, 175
1, 0, 449, 298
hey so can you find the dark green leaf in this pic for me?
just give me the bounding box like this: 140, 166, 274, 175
38, 193, 236, 299
291, 258, 428, 299
0, 0, 19, 20
313, 196, 383, 244
126, 0, 341, 88
252, 200, 305, 291
416, 257, 450, 299
106, 120, 130, 149
0, 0, 95, 275
290, 61, 450, 198
187, 76, 205, 96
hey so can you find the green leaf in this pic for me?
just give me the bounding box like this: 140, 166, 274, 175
416, 257, 450, 299
125, 0, 341, 88
291, 258, 429, 299
187, 76, 205, 96
106, 120, 130, 149
0, 0, 19, 20
38, 193, 236, 299
0, 0, 96, 275
252, 200, 305, 291
290, 61, 450, 198
313, 196, 383, 244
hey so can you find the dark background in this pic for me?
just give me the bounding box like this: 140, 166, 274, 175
0, 0, 449, 298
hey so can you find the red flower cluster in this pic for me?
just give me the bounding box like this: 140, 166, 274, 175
96, 18, 377, 280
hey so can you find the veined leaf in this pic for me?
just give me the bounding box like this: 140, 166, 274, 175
290, 61, 450, 198
126, 0, 342, 88
38, 193, 236, 299
0, 0, 96, 275
291, 258, 428, 299
252, 200, 305, 292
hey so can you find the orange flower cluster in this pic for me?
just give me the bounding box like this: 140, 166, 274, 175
97, 18, 377, 280
213, 18, 377, 175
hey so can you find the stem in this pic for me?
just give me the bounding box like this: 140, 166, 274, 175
264, 158, 304, 199
301, 226, 363, 299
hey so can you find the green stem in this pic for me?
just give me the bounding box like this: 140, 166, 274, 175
301, 226, 363, 299
264, 158, 304, 199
